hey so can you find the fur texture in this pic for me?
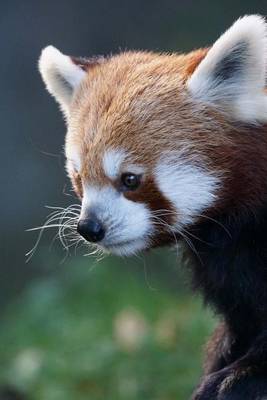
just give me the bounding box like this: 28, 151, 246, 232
39, 15, 267, 399
39, 46, 86, 115
187, 15, 267, 123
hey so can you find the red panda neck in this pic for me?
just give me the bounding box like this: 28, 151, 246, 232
187, 208, 267, 341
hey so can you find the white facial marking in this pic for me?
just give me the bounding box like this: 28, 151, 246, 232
65, 143, 81, 173
187, 15, 267, 123
125, 164, 145, 175
155, 156, 219, 227
81, 185, 153, 256
103, 149, 146, 180
102, 149, 126, 180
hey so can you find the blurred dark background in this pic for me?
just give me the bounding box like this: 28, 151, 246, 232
3, 0, 267, 308
1, 1, 267, 399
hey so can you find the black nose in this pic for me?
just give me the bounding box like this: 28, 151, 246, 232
77, 218, 105, 243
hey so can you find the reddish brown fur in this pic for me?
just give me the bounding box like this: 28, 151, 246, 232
67, 49, 267, 231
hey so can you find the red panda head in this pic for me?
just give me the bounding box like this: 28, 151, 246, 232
39, 15, 267, 256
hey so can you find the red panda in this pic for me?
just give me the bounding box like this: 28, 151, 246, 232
39, 15, 267, 400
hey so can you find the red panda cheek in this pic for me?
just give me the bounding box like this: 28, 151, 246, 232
70, 172, 83, 199
123, 177, 176, 226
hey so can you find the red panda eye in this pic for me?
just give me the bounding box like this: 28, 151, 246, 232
121, 173, 141, 191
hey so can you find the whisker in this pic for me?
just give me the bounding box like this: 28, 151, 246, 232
26, 203, 81, 262
196, 213, 232, 238
150, 212, 203, 263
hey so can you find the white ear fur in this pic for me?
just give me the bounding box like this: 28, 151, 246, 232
39, 46, 86, 115
187, 15, 267, 124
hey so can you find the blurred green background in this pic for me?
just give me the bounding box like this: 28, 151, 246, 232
1, 1, 267, 399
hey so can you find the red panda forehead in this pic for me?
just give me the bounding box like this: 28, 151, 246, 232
69, 51, 218, 157
70, 51, 199, 137
77, 49, 208, 89
73, 49, 208, 101
67, 49, 224, 185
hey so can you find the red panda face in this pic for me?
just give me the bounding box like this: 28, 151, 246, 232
71, 149, 219, 256
39, 15, 267, 256
63, 63, 220, 255
65, 141, 220, 255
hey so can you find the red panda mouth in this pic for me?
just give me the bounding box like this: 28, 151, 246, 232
103, 229, 183, 253
101, 237, 150, 255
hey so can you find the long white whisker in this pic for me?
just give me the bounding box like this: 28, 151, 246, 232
150, 212, 203, 263
26, 204, 81, 262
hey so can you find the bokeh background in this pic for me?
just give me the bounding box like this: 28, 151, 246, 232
1, 1, 267, 399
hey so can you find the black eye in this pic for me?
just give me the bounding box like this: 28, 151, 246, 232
121, 173, 141, 191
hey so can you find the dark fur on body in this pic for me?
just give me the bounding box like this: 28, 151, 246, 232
186, 207, 267, 399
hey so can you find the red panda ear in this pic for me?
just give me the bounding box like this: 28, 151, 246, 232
39, 46, 87, 117
187, 15, 267, 124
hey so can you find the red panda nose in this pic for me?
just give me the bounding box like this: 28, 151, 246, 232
77, 218, 105, 243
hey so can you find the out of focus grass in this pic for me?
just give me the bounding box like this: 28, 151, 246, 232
0, 250, 216, 400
